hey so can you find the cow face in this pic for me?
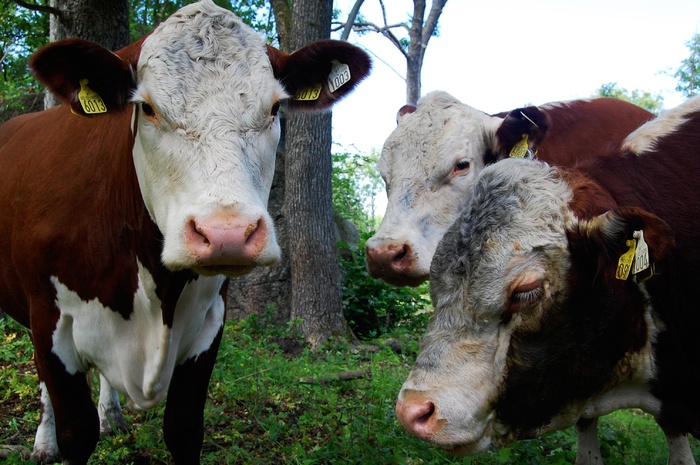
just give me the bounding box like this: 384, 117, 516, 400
395, 159, 671, 454
29, 0, 371, 278
366, 91, 503, 286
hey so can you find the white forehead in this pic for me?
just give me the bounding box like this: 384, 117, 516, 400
134, 1, 285, 130
379, 91, 495, 176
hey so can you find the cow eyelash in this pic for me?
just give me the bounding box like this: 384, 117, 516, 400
452, 159, 470, 175
271, 101, 280, 117
504, 278, 544, 320
511, 287, 543, 306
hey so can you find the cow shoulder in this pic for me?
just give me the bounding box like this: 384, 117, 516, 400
29, 38, 139, 116
266, 40, 371, 110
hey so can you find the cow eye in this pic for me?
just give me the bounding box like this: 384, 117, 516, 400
504, 278, 544, 321
271, 101, 280, 117
141, 102, 155, 117
453, 159, 470, 175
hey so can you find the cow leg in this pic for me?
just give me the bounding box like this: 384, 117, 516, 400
30, 382, 61, 464
575, 417, 604, 465
32, 337, 99, 464
665, 431, 696, 465
163, 326, 223, 465
97, 373, 127, 435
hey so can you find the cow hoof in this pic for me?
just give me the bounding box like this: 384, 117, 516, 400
100, 417, 128, 435
0, 445, 31, 460
30, 447, 61, 464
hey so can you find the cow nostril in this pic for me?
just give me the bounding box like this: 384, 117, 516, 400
393, 245, 408, 262
189, 219, 210, 245
415, 401, 436, 425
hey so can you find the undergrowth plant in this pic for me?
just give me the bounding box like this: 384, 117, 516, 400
1, 315, 699, 464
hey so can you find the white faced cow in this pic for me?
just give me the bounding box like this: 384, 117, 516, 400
0, 2, 370, 463
396, 97, 700, 465
366, 90, 653, 287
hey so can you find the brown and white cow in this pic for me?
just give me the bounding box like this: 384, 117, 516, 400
395, 97, 700, 465
366, 91, 654, 287
0, 2, 370, 463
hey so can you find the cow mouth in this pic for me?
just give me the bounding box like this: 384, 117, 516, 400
197, 264, 255, 277
438, 420, 511, 456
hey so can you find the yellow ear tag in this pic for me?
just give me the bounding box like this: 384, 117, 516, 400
294, 83, 322, 101
78, 79, 107, 114
632, 230, 650, 275
615, 237, 637, 280
509, 134, 531, 159
327, 60, 351, 93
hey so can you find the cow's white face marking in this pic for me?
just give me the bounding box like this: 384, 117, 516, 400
130, 1, 283, 273
51, 261, 225, 409
369, 91, 503, 280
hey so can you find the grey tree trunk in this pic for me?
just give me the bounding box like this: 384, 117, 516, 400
285, 0, 348, 348
44, 0, 129, 109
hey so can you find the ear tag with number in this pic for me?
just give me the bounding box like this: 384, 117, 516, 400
294, 83, 322, 101
509, 134, 533, 159
327, 60, 351, 93
78, 79, 107, 114
632, 230, 650, 275
615, 237, 637, 280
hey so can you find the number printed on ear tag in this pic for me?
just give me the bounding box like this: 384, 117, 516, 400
294, 83, 322, 101
78, 79, 107, 114
616, 237, 637, 280
632, 230, 650, 275
509, 134, 532, 159
328, 61, 351, 93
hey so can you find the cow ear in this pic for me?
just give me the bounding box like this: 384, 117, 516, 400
267, 40, 371, 111
29, 38, 136, 116
577, 207, 675, 279
494, 106, 550, 160
396, 104, 417, 124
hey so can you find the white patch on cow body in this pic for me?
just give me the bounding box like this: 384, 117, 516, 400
30, 383, 60, 463
623, 95, 700, 155
369, 91, 503, 280
51, 261, 224, 410
129, 0, 283, 273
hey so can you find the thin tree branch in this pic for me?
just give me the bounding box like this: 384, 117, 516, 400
353, 21, 408, 59
12, 0, 62, 18
421, 0, 448, 45
341, 0, 366, 41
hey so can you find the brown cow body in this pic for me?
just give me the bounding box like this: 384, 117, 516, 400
0, 2, 370, 463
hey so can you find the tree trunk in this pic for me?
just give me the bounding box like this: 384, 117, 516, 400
44, 0, 129, 108
285, 0, 348, 348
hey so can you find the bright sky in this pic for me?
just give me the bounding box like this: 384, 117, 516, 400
330, 0, 700, 155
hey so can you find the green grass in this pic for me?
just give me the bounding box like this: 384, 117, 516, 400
1, 315, 699, 464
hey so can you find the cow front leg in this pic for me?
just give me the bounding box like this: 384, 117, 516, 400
575, 417, 604, 465
163, 327, 223, 465
30, 382, 61, 464
32, 342, 99, 464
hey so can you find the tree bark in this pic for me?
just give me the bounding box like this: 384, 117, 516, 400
44, 0, 129, 108
285, 0, 348, 348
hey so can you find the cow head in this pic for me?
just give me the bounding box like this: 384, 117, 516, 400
365, 92, 552, 287
395, 159, 672, 454
29, 0, 371, 277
